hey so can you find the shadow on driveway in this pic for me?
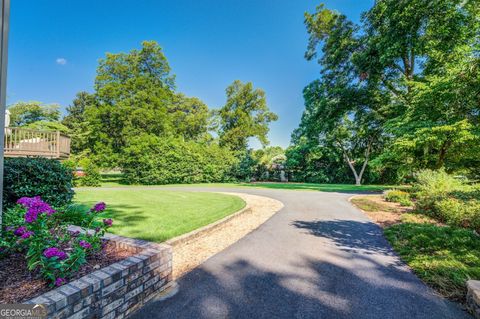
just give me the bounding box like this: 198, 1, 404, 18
132, 220, 470, 318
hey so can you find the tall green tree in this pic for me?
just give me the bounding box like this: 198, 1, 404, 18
217, 80, 278, 152
363, 0, 480, 177
73, 41, 211, 167
292, 1, 480, 183
7, 101, 60, 127
301, 6, 385, 185
169, 94, 210, 141
62, 91, 95, 154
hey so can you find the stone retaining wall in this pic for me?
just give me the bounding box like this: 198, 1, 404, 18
25, 233, 174, 319
467, 280, 480, 319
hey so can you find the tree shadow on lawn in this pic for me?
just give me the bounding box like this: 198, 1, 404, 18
100, 173, 130, 186
77, 201, 157, 240
238, 182, 389, 194
131, 253, 468, 319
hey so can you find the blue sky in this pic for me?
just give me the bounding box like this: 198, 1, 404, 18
7, 0, 372, 148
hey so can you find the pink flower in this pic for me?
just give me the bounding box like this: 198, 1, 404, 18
103, 219, 113, 227
79, 240, 92, 249
14, 226, 27, 236
43, 247, 68, 260
55, 278, 67, 286
21, 231, 34, 239
18, 196, 56, 223
91, 202, 106, 213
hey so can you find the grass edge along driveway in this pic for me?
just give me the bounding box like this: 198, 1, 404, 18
75, 189, 245, 242
96, 174, 397, 193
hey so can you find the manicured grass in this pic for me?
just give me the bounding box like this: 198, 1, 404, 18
350, 197, 396, 212
99, 173, 128, 187
385, 222, 480, 302
351, 194, 480, 302
93, 173, 397, 193
237, 182, 395, 192
74, 189, 245, 242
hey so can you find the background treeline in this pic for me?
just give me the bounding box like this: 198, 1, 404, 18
287, 0, 480, 185
8, 0, 479, 186
7, 41, 278, 185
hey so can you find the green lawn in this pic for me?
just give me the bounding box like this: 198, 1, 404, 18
94, 173, 396, 193
385, 223, 480, 302
240, 182, 394, 192
74, 189, 245, 242
350, 197, 397, 212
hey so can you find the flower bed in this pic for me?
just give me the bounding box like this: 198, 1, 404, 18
1, 197, 113, 286
24, 233, 173, 319
0, 241, 134, 303
0, 196, 174, 318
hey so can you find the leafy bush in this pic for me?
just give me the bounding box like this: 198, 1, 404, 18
413, 169, 463, 212
121, 135, 237, 184
413, 169, 480, 232
3, 158, 74, 208
398, 198, 413, 207
434, 198, 480, 232
385, 189, 411, 206
1, 197, 111, 286
76, 158, 101, 187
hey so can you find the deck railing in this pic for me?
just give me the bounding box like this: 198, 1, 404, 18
4, 127, 71, 159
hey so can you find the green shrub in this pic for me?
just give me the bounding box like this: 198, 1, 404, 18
121, 135, 237, 184
414, 168, 463, 193
413, 169, 480, 232
434, 198, 480, 232
3, 157, 74, 208
414, 169, 464, 213
385, 189, 411, 205
398, 198, 413, 207
76, 158, 101, 187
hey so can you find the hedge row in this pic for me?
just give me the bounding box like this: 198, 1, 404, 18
121, 135, 237, 184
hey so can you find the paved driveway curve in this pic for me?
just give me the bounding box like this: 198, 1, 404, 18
132, 187, 471, 319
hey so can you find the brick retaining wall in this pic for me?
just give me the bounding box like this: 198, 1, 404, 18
25, 233, 174, 319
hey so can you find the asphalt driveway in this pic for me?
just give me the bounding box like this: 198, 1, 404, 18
131, 187, 471, 319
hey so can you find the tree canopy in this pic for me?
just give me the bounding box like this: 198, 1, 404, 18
217, 80, 278, 152
7, 101, 60, 127
63, 41, 278, 184
289, 0, 480, 184
65, 41, 215, 167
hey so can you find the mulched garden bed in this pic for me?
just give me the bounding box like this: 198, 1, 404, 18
0, 241, 135, 304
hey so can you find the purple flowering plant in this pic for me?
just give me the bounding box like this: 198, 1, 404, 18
2, 196, 111, 286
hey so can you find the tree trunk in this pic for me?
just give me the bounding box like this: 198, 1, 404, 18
341, 140, 371, 187
437, 139, 452, 169
355, 176, 361, 186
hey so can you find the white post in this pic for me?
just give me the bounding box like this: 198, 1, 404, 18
0, 0, 10, 228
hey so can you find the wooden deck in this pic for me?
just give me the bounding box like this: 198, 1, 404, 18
4, 127, 71, 159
